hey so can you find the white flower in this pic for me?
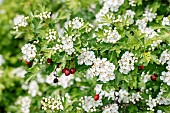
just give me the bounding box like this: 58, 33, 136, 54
41, 96, 63, 111
46, 71, 57, 85
21, 43, 37, 62
58, 74, 74, 88
16, 96, 31, 113
143, 8, 157, 22
157, 110, 164, 113
146, 95, 157, 111
94, 84, 103, 94
45, 29, 57, 42
150, 40, 162, 51
128, 0, 136, 6
130, 92, 142, 104
35, 12, 51, 20
69, 17, 84, 29
118, 89, 129, 103
98, 27, 121, 44
37, 72, 45, 83
0, 54, 5, 66
124, 10, 135, 24
159, 50, 170, 64
118, 51, 137, 74
143, 27, 158, 39
102, 104, 119, 113
95, 0, 124, 22
13, 15, 29, 31
61, 35, 75, 55
86, 58, 116, 83
136, 19, 147, 31
78, 48, 96, 65
162, 17, 170, 26
80, 96, 102, 112
141, 72, 151, 83
11, 67, 27, 78
28, 80, 40, 97
160, 71, 170, 86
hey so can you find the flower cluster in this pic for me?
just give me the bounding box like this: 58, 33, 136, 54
150, 40, 162, 51
61, 34, 75, 55
80, 96, 103, 112
160, 71, 170, 86
21, 43, 37, 61
140, 72, 151, 83
162, 17, 170, 26
143, 8, 157, 22
128, 0, 136, 7
11, 67, 27, 78
16, 96, 31, 113
68, 17, 84, 29
124, 10, 136, 25
102, 104, 119, 113
0, 54, 5, 66
58, 73, 74, 88
35, 11, 51, 20
45, 29, 57, 42
41, 96, 63, 111
159, 50, 170, 65
86, 58, 115, 83
13, 15, 29, 31
78, 48, 96, 65
146, 95, 157, 111
28, 80, 40, 97
96, 0, 125, 22
97, 27, 121, 44
118, 51, 137, 74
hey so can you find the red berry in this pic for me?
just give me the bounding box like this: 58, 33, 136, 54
62, 68, 68, 73
47, 58, 53, 64
65, 69, 71, 76
94, 94, 99, 101
25, 61, 32, 67
151, 75, 157, 81
70, 68, 76, 74
138, 65, 144, 70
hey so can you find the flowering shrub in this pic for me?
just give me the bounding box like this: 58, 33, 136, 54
1, 0, 170, 113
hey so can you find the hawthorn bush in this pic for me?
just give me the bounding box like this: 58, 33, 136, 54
1, 0, 170, 113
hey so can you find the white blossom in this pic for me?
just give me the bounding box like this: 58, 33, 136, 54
45, 29, 57, 42
16, 96, 31, 113
13, 15, 29, 31
162, 17, 170, 26
80, 96, 103, 112
58, 73, 74, 88
0, 54, 5, 66
118, 51, 137, 74
141, 72, 151, 83
21, 43, 37, 62
102, 104, 119, 113
86, 58, 116, 83
98, 27, 121, 44
35, 11, 51, 20
41, 96, 63, 111
143, 8, 157, 22
28, 80, 40, 97
78, 48, 96, 65
11, 67, 27, 78
69, 17, 84, 29
146, 95, 157, 111
160, 71, 170, 86
128, 0, 136, 6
